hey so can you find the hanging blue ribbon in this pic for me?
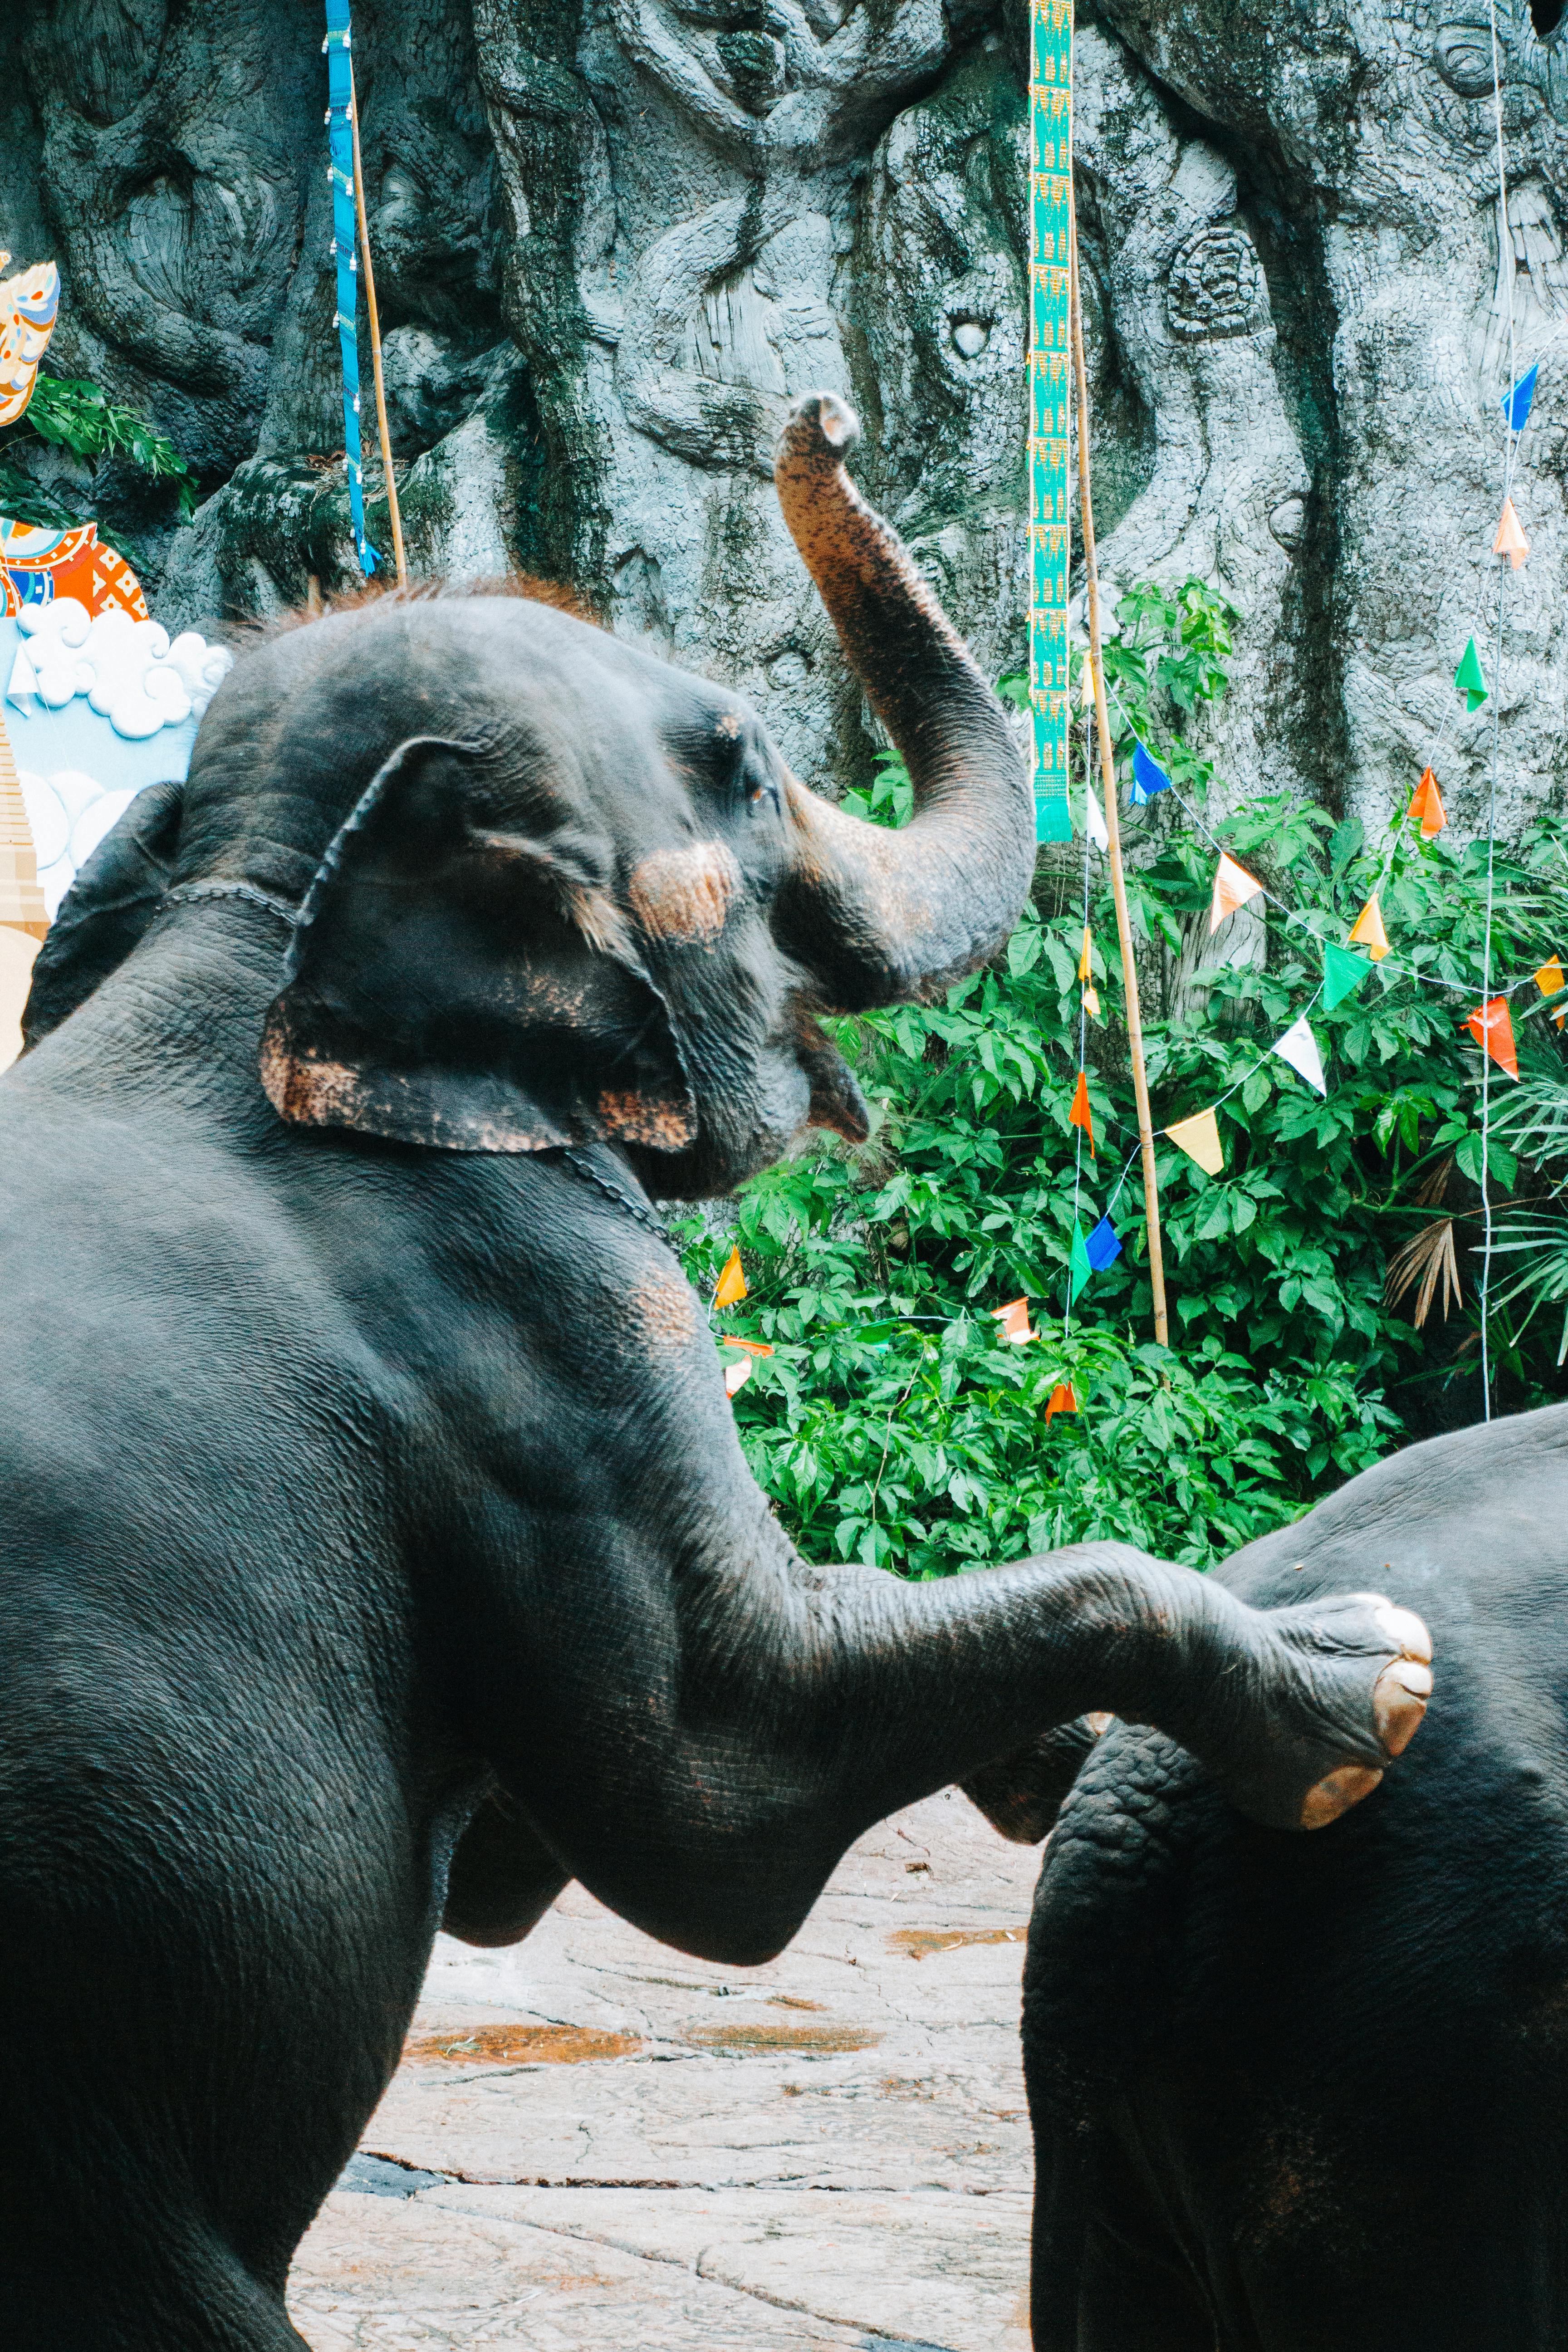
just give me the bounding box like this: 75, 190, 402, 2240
323, 0, 378, 575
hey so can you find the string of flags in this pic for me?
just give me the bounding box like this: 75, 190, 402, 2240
323, 0, 380, 577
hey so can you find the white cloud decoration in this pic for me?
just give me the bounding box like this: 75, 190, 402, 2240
7, 600, 232, 741
6, 609, 234, 916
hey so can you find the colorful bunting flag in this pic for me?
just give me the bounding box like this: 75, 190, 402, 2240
993, 1297, 1034, 1346
1068, 1224, 1093, 1304
1045, 1381, 1078, 1421
1535, 956, 1567, 1028
1082, 983, 1101, 1019
1068, 1069, 1096, 1156
1085, 1215, 1122, 1271
1131, 740, 1172, 804
714, 1245, 747, 1307
1349, 893, 1390, 960
1503, 362, 1539, 432
724, 1355, 752, 1396
1323, 942, 1371, 1010
1409, 766, 1446, 839
1455, 637, 1489, 712
1026, 5, 1073, 846
1271, 1013, 1327, 1096
1464, 996, 1520, 1080
1165, 1107, 1224, 1176
1083, 777, 1109, 850
722, 1336, 774, 1357
1210, 851, 1263, 935
1494, 496, 1530, 569
1078, 925, 1093, 982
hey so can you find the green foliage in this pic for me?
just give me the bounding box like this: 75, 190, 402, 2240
0, 372, 197, 519
677, 578, 1568, 1580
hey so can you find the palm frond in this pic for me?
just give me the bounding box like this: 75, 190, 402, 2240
1383, 1218, 1461, 1328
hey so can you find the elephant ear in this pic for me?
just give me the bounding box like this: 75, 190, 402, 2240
259, 735, 697, 1155
22, 778, 186, 1051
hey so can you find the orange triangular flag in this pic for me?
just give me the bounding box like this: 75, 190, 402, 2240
724, 1354, 752, 1396
1164, 1107, 1224, 1176
1045, 1381, 1078, 1422
721, 1336, 774, 1357
1464, 996, 1520, 1079
1535, 957, 1567, 1028
992, 1297, 1034, 1346
1494, 496, 1530, 569
1409, 767, 1447, 839
1348, 893, 1390, 960
1209, 851, 1263, 935
714, 1245, 747, 1307
1077, 925, 1093, 982
1068, 1070, 1096, 1157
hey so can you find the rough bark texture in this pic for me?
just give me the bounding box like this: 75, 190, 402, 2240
3, 0, 1563, 823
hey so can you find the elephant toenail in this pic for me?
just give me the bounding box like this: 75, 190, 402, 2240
1373, 1604, 1432, 1663
1372, 1660, 1431, 1756
1299, 1763, 1384, 1830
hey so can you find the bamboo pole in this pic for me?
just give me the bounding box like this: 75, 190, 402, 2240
1068, 210, 1170, 1348
348, 65, 407, 589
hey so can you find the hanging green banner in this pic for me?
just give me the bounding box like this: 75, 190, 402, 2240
1028, 0, 1073, 844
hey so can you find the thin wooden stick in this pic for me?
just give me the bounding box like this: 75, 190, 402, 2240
348, 64, 407, 588
1068, 208, 1170, 1348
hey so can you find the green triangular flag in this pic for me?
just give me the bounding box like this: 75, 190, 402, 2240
1068, 1224, 1093, 1305
1323, 942, 1371, 1011
1455, 636, 1489, 712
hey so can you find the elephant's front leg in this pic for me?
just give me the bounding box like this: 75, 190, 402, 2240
471, 1487, 1430, 1966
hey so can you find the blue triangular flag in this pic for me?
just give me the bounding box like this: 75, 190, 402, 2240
1131, 740, 1172, 804
1085, 1215, 1122, 1272
1502, 363, 1539, 433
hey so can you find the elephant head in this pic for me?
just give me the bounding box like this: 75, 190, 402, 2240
140, 391, 1029, 1199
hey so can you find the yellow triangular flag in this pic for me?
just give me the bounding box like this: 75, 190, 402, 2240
1083, 983, 1101, 1019
1494, 496, 1530, 570
714, 1245, 747, 1308
1209, 852, 1263, 935
1078, 925, 1093, 982
1535, 956, 1566, 1028
1164, 1107, 1224, 1176
1349, 893, 1390, 960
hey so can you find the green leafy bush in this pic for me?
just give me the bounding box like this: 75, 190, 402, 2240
677, 579, 1568, 1578
0, 372, 197, 540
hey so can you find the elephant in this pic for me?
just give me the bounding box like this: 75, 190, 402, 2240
0, 392, 1431, 2350
1022, 1399, 1568, 2351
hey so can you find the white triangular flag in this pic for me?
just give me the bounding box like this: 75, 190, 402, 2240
1271, 1014, 1327, 1096
6, 642, 36, 710
1083, 778, 1109, 849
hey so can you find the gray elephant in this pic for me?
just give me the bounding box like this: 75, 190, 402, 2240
0, 397, 1429, 2349
1022, 1401, 1568, 2349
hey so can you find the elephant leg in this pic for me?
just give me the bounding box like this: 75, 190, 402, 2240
0, 1684, 436, 2351
1031, 2113, 1217, 2352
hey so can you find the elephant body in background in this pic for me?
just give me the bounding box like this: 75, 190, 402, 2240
0, 401, 1429, 2350
1024, 1402, 1568, 2351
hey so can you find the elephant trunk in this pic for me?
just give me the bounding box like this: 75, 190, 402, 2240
773, 392, 1035, 1009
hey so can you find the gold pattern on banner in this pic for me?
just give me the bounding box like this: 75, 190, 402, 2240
1029, 0, 1073, 844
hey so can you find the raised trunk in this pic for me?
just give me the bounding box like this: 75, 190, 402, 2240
773, 392, 1035, 1009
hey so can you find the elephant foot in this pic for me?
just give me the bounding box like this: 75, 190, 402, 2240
1202, 1591, 1432, 1833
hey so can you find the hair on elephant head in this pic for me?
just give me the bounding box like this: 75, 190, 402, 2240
30, 394, 1034, 1200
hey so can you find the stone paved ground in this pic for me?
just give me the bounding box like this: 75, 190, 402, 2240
289, 1790, 1041, 2350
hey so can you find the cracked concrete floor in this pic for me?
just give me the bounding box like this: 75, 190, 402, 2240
289, 1790, 1040, 2350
